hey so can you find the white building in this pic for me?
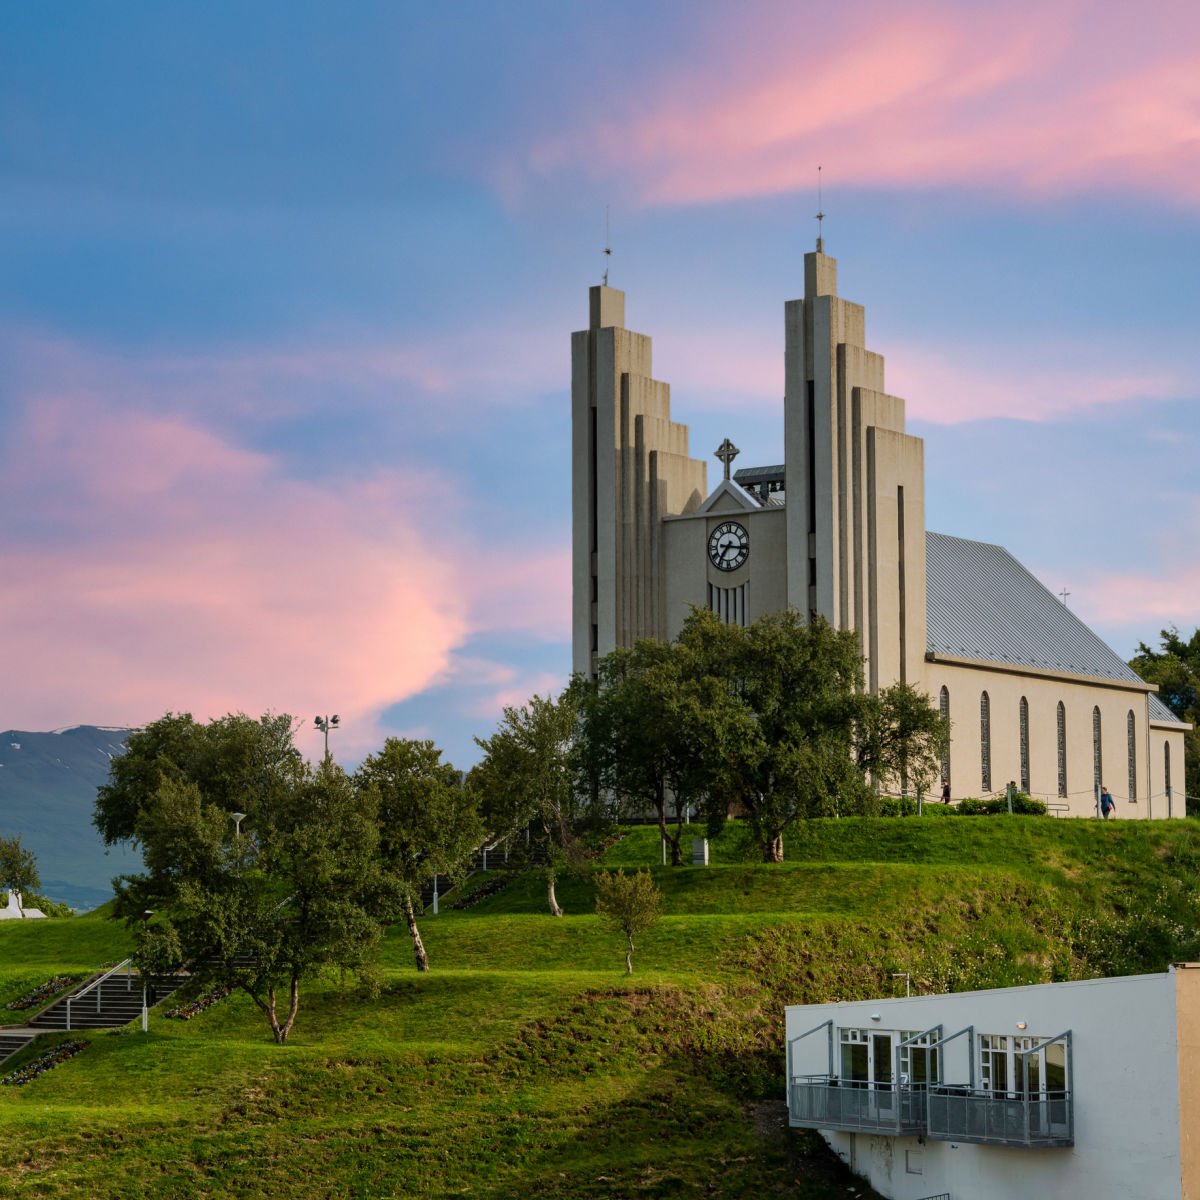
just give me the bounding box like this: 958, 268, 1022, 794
570, 242, 1191, 815
0, 891, 46, 919
785, 966, 1200, 1199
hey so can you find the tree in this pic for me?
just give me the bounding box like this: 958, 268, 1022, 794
1131, 627, 1200, 815
354, 738, 482, 973
95, 711, 304, 847
580, 641, 721, 866
0, 834, 41, 910
103, 714, 387, 1044
594, 869, 662, 974
857, 682, 950, 804
471, 687, 591, 916
680, 608, 872, 862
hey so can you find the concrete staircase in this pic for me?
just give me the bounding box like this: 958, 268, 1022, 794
28, 969, 186, 1032
0, 1030, 39, 1066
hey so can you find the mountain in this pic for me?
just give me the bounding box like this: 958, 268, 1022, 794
0, 726, 141, 911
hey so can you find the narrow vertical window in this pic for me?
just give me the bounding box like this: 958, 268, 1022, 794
939, 686, 951, 786
1127, 710, 1137, 801
1165, 743, 1173, 804
1092, 707, 1103, 794
1056, 702, 1067, 798
1019, 697, 1030, 793
980, 691, 992, 793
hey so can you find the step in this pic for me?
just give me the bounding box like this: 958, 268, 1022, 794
0, 1032, 39, 1065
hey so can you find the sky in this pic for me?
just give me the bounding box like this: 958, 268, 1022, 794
2, 0, 1198, 768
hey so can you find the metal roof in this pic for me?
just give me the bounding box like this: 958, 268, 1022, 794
1149, 692, 1188, 727
925, 532, 1144, 683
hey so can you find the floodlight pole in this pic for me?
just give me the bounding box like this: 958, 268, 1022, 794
313, 714, 341, 762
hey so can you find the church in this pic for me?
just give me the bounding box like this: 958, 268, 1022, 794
570, 240, 1188, 817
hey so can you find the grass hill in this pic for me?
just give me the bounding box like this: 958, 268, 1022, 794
0, 726, 139, 910
2, 816, 1200, 1198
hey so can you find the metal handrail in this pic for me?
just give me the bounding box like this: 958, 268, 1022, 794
787, 1018, 834, 1083
65, 958, 134, 1031
928, 1024, 975, 1090
895, 1024, 943, 1088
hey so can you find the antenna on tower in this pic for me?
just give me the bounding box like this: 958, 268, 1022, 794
815, 165, 825, 253
603, 205, 612, 286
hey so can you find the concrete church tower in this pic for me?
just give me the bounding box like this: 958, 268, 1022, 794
571, 285, 707, 678
784, 244, 927, 691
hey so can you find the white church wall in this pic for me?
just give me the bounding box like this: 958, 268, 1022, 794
786, 970, 1187, 1200
1150, 725, 1189, 818
924, 661, 1163, 817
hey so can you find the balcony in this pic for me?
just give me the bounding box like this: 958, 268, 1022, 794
788, 1075, 929, 1136
926, 1086, 1073, 1147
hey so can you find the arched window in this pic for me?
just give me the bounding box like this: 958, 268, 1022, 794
1127, 711, 1137, 801
1092, 706, 1103, 795
1019, 697, 1030, 793
939, 686, 951, 785
1056, 702, 1067, 798
980, 691, 992, 792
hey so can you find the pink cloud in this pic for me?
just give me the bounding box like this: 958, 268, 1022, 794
646, 322, 1187, 426
1070, 562, 1200, 647
0, 384, 571, 762
516, 1, 1200, 208
0, 396, 469, 757
887, 346, 1187, 424
1, 319, 565, 433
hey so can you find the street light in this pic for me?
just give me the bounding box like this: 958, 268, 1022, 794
313, 714, 340, 761
141, 909, 154, 1033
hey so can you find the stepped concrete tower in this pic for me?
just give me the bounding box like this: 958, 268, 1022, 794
571, 285, 707, 678
784, 246, 926, 691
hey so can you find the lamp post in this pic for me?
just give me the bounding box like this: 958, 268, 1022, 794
231, 812, 247, 875
141, 909, 154, 1033
313, 714, 340, 762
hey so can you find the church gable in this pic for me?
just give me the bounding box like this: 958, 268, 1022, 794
696, 477, 760, 515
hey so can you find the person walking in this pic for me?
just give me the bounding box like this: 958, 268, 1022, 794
1100, 786, 1116, 819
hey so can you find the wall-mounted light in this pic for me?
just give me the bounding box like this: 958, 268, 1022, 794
1016, 1022, 1027, 1031
870, 1013, 882, 1022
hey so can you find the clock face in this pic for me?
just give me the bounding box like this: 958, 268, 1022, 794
708, 521, 749, 572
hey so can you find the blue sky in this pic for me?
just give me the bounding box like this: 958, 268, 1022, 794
3, 0, 1197, 767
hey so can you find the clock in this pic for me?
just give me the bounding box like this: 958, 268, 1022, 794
708, 521, 749, 572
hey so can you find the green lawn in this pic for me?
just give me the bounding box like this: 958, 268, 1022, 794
2, 816, 1199, 1198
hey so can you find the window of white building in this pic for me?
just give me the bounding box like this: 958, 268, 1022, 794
1127, 710, 1137, 801
980, 692, 992, 792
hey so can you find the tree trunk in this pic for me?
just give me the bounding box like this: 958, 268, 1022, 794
625, 935, 634, 975
655, 786, 683, 866
404, 893, 430, 972
762, 832, 784, 863
276, 973, 300, 1044
547, 873, 564, 917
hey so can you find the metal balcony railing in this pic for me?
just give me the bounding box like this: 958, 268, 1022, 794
788, 1075, 929, 1135
927, 1086, 1073, 1147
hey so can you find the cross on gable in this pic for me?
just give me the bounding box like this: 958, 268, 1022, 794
715, 437, 740, 481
